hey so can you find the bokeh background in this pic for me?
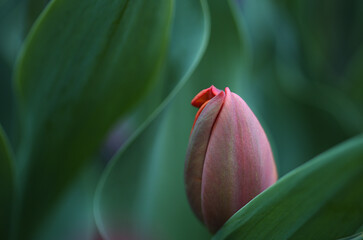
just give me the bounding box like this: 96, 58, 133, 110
0, 0, 362, 239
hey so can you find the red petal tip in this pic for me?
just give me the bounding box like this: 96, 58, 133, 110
191, 86, 221, 108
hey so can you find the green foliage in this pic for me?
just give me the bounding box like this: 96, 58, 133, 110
0, 0, 362, 239
94, 1, 247, 239
14, 0, 173, 238
0, 125, 14, 240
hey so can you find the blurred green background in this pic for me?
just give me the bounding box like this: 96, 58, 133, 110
0, 0, 362, 239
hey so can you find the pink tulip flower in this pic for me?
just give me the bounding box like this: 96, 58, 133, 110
185, 86, 278, 233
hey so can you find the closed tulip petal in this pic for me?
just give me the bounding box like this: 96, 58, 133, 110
201, 88, 277, 233
185, 86, 277, 233
185, 90, 225, 222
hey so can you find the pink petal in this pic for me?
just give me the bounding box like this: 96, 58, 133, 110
185, 91, 225, 222
201, 88, 277, 233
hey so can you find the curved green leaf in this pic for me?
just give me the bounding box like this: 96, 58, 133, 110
33, 163, 99, 240
0, 125, 14, 240
94, 0, 210, 238
95, 0, 248, 239
14, 0, 173, 238
214, 135, 363, 240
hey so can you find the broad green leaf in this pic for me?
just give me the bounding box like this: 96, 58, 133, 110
14, 0, 173, 238
0, 125, 14, 240
33, 162, 100, 240
122, 0, 213, 137
95, 0, 248, 239
213, 135, 363, 240
94, 0, 210, 238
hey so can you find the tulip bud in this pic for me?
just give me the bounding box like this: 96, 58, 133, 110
185, 86, 277, 233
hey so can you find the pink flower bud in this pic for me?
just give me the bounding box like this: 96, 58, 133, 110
185, 86, 278, 233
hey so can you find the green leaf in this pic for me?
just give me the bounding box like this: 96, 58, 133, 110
33, 163, 100, 240
213, 135, 363, 240
0, 125, 14, 240
94, 0, 210, 238
338, 232, 363, 240
14, 0, 173, 238
94, 0, 248, 239
123, 0, 212, 135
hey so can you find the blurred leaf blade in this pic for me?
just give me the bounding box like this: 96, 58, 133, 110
214, 135, 363, 240
33, 162, 100, 240
94, 0, 211, 237
126, 0, 212, 134
0, 124, 14, 240
14, 0, 173, 238
94, 0, 249, 239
